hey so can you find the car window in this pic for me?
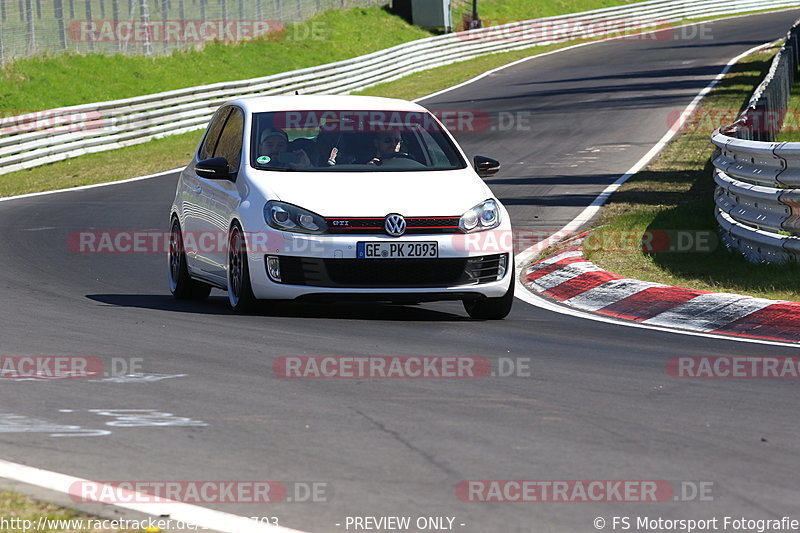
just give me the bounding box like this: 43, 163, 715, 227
416, 127, 451, 167
250, 110, 467, 172
214, 107, 244, 173
198, 107, 232, 161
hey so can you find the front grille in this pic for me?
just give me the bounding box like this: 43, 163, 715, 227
325, 258, 466, 287
325, 216, 461, 235
272, 254, 506, 288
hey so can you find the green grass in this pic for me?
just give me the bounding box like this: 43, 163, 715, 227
458, 0, 650, 27
0, 0, 659, 113
0, 32, 613, 198
0, 490, 145, 532
584, 44, 800, 302
0, 1, 789, 113
0, 6, 432, 111
0, 130, 200, 197
0, 33, 615, 198
0, 9, 789, 198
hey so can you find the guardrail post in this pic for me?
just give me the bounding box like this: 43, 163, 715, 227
54, 0, 67, 50
24, 0, 34, 54
753, 100, 769, 142
0, 9, 4, 65
84, 0, 93, 52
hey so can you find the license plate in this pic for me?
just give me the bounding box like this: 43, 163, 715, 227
357, 242, 438, 259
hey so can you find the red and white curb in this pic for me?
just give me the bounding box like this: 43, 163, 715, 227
522, 241, 800, 344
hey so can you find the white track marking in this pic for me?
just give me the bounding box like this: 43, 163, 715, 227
515, 275, 799, 347
529, 261, 602, 291
562, 278, 666, 312
0, 459, 308, 533
0, 414, 110, 438
0, 167, 182, 204
527, 249, 584, 269
643, 293, 779, 331
90, 373, 187, 383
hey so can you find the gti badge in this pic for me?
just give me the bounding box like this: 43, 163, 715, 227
384, 214, 406, 237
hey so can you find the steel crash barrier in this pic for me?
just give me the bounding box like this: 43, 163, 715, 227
0, 0, 798, 177
712, 18, 800, 263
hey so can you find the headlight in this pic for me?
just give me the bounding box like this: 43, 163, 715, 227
459, 199, 501, 233
264, 201, 328, 234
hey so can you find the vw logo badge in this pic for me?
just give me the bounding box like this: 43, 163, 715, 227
385, 214, 406, 237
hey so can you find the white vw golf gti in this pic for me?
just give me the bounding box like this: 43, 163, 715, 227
168, 95, 514, 319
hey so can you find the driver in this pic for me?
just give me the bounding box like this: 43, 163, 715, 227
367, 130, 403, 165
258, 130, 311, 169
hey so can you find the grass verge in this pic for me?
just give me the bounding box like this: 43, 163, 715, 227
584, 43, 800, 302
3, 9, 777, 198
0, 6, 431, 111
0, 489, 145, 532
0, 37, 595, 198
453, 0, 649, 28
0, 0, 655, 112
0, 131, 200, 198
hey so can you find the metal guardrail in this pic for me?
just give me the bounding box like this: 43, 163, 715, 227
711, 18, 800, 263
0, 0, 797, 177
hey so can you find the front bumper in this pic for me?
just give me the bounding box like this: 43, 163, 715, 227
246, 229, 513, 300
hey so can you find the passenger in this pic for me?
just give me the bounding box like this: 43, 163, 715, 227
257, 130, 311, 169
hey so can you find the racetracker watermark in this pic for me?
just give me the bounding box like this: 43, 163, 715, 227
582, 230, 718, 254
0, 356, 142, 379
69, 480, 330, 504
270, 109, 537, 134
667, 356, 800, 378
67, 20, 329, 43
273, 356, 532, 378
457, 18, 713, 43
456, 480, 713, 503
69, 230, 298, 254
451, 229, 718, 254
669, 109, 800, 134
69, 229, 514, 255
69, 229, 716, 255
0, 517, 207, 532
0, 110, 105, 136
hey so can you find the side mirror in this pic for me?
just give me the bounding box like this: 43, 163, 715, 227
196, 157, 236, 181
474, 156, 500, 178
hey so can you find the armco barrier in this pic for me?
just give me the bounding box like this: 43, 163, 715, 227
711, 17, 800, 263
0, 0, 798, 177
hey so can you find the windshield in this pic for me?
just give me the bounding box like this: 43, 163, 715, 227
250, 110, 467, 172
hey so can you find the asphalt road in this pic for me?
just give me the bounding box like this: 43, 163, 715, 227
1, 10, 799, 533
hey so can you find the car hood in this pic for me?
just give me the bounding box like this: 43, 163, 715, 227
253, 168, 495, 217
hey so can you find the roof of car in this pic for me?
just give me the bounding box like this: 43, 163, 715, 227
230, 94, 429, 114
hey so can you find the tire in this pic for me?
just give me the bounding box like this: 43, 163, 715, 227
227, 222, 258, 312
168, 219, 212, 300
463, 279, 514, 320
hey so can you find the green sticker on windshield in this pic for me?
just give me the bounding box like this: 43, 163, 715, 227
257, 155, 271, 164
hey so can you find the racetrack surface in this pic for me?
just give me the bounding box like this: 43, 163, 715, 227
1, 11, 799, 532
